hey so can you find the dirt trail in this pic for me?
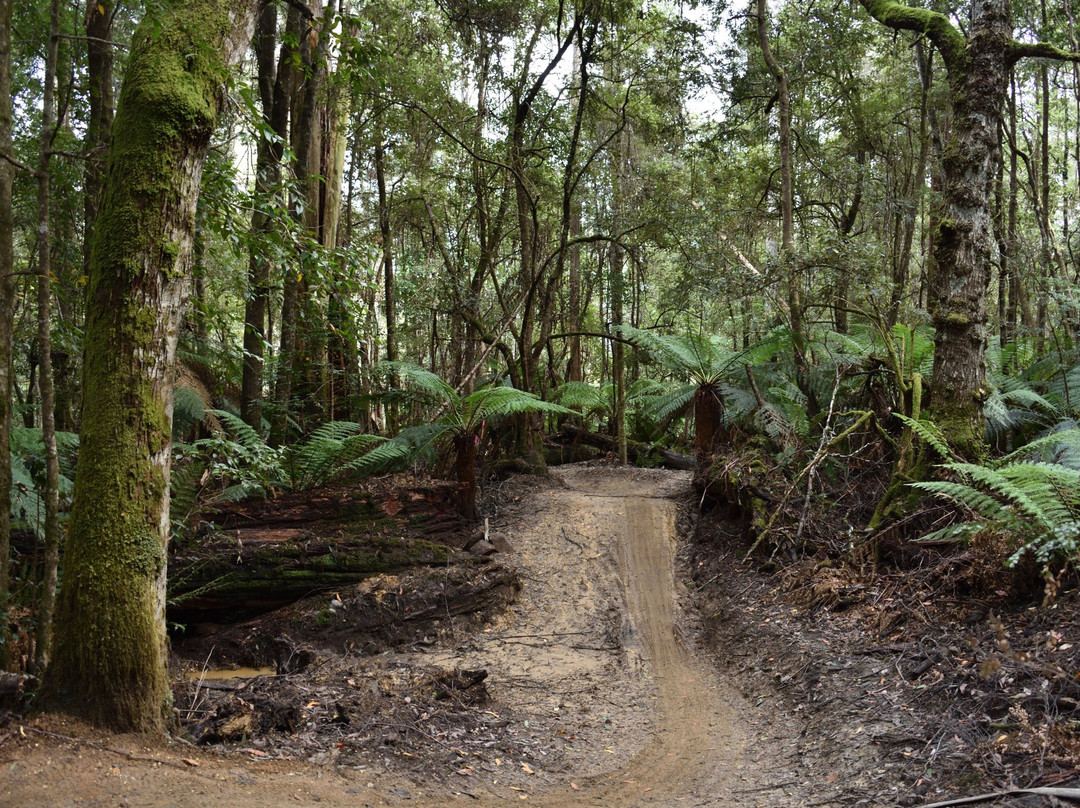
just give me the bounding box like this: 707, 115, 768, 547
570, 479, 749, 805
1, 467, 774, 807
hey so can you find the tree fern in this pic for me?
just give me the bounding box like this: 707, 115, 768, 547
284, 422, 387, 490
9, 428, 78, 541
184, 411, 389, 504
364, 362, 572, 516
553, 381, 609, 414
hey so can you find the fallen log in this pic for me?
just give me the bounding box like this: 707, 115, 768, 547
554, 425, 695, 470
168, 529, 460, 624
0, 672, 39, 698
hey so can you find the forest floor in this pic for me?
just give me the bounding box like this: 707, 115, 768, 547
2, 464, 1080, 807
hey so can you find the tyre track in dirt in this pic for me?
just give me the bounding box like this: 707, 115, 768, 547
528, 469, 751, 806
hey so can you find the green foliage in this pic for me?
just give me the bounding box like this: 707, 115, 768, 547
617, 324, 735, 386
893, 414, 953, 460
911, 429, 1080, 566
180, 410, 387, 503
354, 362, 573, 473
9, 427, 78, 541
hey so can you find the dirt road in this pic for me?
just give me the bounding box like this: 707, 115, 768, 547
2, 466, 778, 807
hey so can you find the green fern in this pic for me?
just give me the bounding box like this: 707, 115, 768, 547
1000, 427, 1080, 468
911, 458, 1080, 565
364, 362, 572, 515
283, 422, 386, 489
893, 413, 953, 460
553, 381, 612, 419
184, 411, 388, 505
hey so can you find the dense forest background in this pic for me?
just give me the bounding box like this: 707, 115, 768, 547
4, 0, 1080, 732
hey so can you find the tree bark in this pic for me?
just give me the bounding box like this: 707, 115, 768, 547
41, 0, 261, 731
241, 5, 298, 430
83, 0, 114, 276
271, 0, 334, 444
33, 0, 62, 673
756, 0, 809, 407
375, 139, 397, 364
0, 0, 14, 671
858, 0, 1080, 456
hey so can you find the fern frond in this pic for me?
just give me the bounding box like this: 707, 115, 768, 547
939, 462, 1062, 533
209, 409, 267, 452
1000, 428, 1080, 467
894, 414, 952, 459
553, 381, 609, 414
648, 384, 696, 422
915, 521, 986, 544
342, 424, 450, 476
374, 361, 458, 407
458, 386, 571, 432
215, 481, 270, 502
721, 384, 758, 422
910, 479, 1011, 522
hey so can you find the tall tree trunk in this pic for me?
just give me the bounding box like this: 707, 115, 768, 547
998, 78, 1020, 350
0, 0, 15, 671
889, 42, 933, 326
756, 0, 807, 396
610, 119, 629, 465
83, 0, 114, 274
271, 0, 334, 443
924, 8, 1007, 454
375, 140, 396, 363
41, 0, 261, 731
241, 5, 297, 429
33, 0, 61, 673
858, 0, 1080, 457
1036, 61, 1051, 349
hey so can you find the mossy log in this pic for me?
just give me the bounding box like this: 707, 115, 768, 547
552, 425, 695, 470
168, 530, 458, 624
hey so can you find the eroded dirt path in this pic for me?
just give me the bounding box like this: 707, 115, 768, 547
568, 481, 750, 806
1, 466, 777, 807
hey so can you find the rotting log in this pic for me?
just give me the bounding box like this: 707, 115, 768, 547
553, 425, 695, 470
168, 530, 458, 624
172, 562, 521, 665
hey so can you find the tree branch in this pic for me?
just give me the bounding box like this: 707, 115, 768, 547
856, 0, 966, 70
279, 0, 315, 20
0, 150, 40, 176
1007, 41, 1080, 66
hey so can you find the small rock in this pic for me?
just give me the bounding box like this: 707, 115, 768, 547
488, 532, 514, 553
469, 539, 497, 556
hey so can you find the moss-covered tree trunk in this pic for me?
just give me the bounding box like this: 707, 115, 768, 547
40, 0, 261, 732
32, 0, 61, 673
859, 0, 1080, 458
924, 2, 1008, 456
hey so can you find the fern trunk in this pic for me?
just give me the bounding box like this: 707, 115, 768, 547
454, 432, 479, 521
40, 0, 261, 731
693, 384, 724, 459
